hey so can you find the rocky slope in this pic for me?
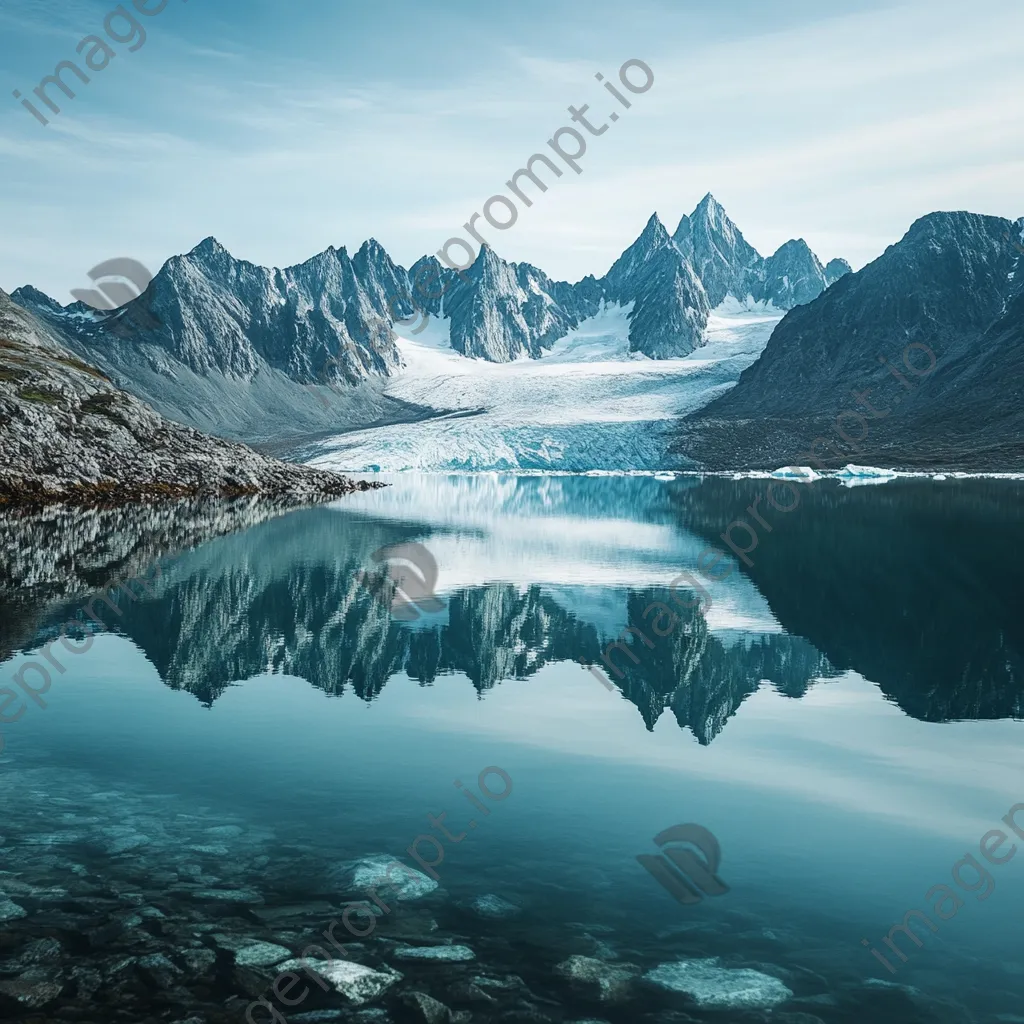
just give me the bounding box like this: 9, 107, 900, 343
675, 211, 1024, 470
0, 288, 374, 506
443, 245, 600, 360
604, 214, 712, 358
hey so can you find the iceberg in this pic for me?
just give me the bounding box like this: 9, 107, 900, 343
770, 466, 820, 481
834, 464, 899, 487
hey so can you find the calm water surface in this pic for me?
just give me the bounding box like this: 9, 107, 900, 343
1, 474, 1022, 1023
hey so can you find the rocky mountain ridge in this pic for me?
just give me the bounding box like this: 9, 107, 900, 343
11, 195, 847, 438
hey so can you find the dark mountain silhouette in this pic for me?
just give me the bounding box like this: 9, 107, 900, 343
675, 211, 1024, 470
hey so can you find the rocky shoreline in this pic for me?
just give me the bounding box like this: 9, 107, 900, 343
0, 288, 377, 510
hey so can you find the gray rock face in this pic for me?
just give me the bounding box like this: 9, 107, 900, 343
603, 214, 711, 358
643, 958, 792, 1009
672, 193, 847, 312
759, 238, 829, 309
0, 288, 372, 507
19, 237, 400, 385
674, 193, 764, 306
444, 246, 599, 361
676, 211, 1024, 471
825, 257, 853, 285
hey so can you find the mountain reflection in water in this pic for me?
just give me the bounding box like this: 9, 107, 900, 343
14, 473, 1024, 738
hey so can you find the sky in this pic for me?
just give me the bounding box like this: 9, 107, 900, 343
1, 0, 1022, 300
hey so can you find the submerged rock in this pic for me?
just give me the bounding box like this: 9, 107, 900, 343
393, 944, 476, 963
0, 967, 64, 1008
277, 958, 402, 1006
331, 855, 438, 901
554, 955, 639, 1004
459, 893, 522, 919
0, 896, 27, 922
233, 941, 294, 969
137, 953, 184, 990
189, 888, 265, 903
399, 990, 453, 1024
643, 958, 792, 1009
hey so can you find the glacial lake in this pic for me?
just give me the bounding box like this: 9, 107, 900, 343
1, 473, 1022, 1024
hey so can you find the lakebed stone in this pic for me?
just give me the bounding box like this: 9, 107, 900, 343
643, 958, 793, 1009
554, 954, 639, 1004
400, 990, 453, 1024
459, 893, 522, 919
331, 855, 438, 901
393, 944, 476, 963
276, 958, 402, 1006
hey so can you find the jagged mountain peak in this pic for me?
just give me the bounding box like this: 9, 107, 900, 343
825, 257, 853, 286
188, 236, 230, 259
639, 212, 672, 247
673, 194, 763, 307
689, 192, 731, 226
771, 237, 813, 257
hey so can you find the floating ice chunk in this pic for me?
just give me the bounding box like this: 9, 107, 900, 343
770, 466, 820, 481
643, 958, 792, 1009
834, 464, 899, 487
835, 464, 898, 479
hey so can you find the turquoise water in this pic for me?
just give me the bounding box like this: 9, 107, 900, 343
1, 474, 1022, 1023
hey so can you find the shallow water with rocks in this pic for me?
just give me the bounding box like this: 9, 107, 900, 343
1, 474, 1023, 1023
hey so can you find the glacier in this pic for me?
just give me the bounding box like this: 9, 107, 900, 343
306, 302, 783, 474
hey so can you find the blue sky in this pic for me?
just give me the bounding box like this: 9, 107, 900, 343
1, 0, 1021, 299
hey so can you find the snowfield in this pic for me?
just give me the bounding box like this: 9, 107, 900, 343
307, 301, 783, 473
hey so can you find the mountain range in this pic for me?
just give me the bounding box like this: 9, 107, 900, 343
6, 197, 1023, 472
11, 194, 848, 442
675, 210, 1024, 470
